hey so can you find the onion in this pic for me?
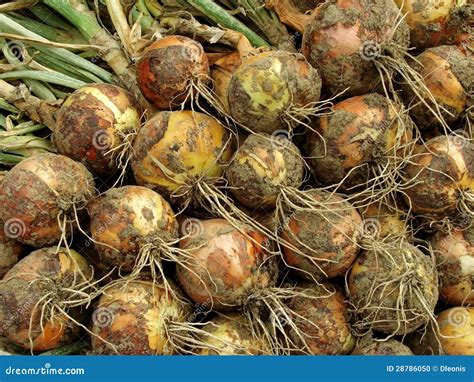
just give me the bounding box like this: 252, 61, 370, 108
176, 218, 276, 310
280, 282, 355, 355
348, 240, 438, 335
403, 135, 474, 220
306, 93, 415, 192
280, 190, 362, 280
137, 35, 210, 110
227, 51, 322, 134
91, 278, 191, 355
0, 224, 23, 279
402, 45, 473, 131
87, 186, 179, 281
225, 133, 305, 210
131, 110, 235, 209
351, 339, 413, 355
0, 153, 96, 247
393, 0, 471, 49
434, 307, 473, 355
210, 52, 242, 115
0, 247, 94, 351
54, 84, 140, 177
359, 201, 410, 240
302, 0, 410, 97
192, 313, 270, 355
430, 226, 474, 305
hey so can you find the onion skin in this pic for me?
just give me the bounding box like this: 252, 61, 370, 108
436, 307, 474, 355
302, 0, 410, 96
92, 279, 190, 355
225, 134, 304, 210
349, 241, 438, 335
228, 51, 321, 134
0, 248, 92, 351
0, 153, 96, 247
281, 191, 362, 280
87, 186, 179, 271
430, 227, 474, 305
196, 313, 269, 355
286, 283, 355, 355
0, 226, 23, 279
211, 52, 242, 115
131, 111, 235, 201
177, 218, 276, 311
54, 84, 140, 176
307, 94, 413, 189
393, 0, 471, 49
403, 136, 474, 219
137, 35, 209, 110
403, 46, 473, 129
351, 339, 413, 355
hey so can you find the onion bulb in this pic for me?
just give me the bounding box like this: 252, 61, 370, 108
91, 278, 191, 355
54, 84, 140, 177
348, 240, 438, 335
228, 51, 321, 134
137, 35, 209, 110
430, 226, 474, 305
0, 153, 96, 247
0, 247, 94, 351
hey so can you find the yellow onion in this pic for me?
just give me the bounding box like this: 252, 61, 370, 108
92, 278, 190, 355
281, 190, 362, 280
437, 307, 473, 355
430, 226, 474, 305
137, 35, 209, 110
282, 282, 355, 355
0, 153, 96, 247
131, 110, 235, 206
349, 240, 438, 335
0, 247, 93, 351
393, 0, 471, 49
228, 51, 321, 134
307, 93, 414, 190
0, 224, 23, 279
225, 133, 305, 210
54, 84, 140, 176
403, 135, 474, 219
195, 313, 270, 355
352, 338, 413, 355
87, 185, 179, 272
403, 45, 473, 130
